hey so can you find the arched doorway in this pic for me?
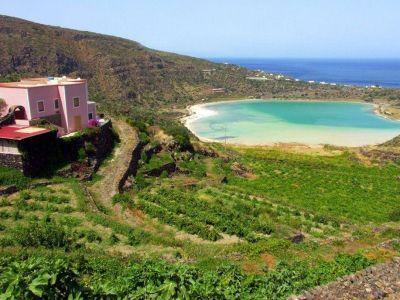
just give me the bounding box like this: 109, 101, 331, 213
10, 105, 27, 120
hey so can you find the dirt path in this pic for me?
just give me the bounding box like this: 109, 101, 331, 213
88, 119, 138, 212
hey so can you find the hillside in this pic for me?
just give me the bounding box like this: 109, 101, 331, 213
1, 120, 400, 298
1, 15, 400, 116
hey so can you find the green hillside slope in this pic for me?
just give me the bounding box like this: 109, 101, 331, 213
1, 15, 400, 116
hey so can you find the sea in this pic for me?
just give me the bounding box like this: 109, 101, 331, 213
210, 58, 400, 88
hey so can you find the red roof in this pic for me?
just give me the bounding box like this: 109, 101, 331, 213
0, 125, 51, 141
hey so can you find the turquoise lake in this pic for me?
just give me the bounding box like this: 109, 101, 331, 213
185, 100, 400, 146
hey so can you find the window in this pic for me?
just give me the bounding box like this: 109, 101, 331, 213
54, 99, 59, 110
37, 101, 44, 112
73, 97, 80, 108
88, 113, 93, 120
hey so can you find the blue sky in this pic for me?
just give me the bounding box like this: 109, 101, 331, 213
1, 0, 400, 58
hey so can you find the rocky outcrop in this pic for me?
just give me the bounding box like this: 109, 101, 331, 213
361, 149, 400, 164
192, 143, 218, 157
231, 162, 253, 178
143, 162, 176, 177
290, 257, 400, 300
143, 143, 162, 162
288, 233, 305, 244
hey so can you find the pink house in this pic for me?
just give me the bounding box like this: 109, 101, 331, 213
0, 77, 97, 135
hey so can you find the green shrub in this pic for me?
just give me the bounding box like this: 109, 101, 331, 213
0, 211, 10, 219
77, 148, 87, 161
59, 216, 82, 228
112, 193, 131, 206
246, 238, 291, 256
108, 233, 120, 245
0, 238, 14, 247
11, 220, 76, 249
83, 229, 102, 243
19, 191, 31, 200
0, 198, 11, 207
140, 151, 148, 163
12, 210, 23, 221
163, 123, 192, 151
138, 132, 150, 144
160, 170, 169, 178
84, 142, 96, 155
0, 167, 30, 189
135, 174, 149, 190
127, 230, 151, 246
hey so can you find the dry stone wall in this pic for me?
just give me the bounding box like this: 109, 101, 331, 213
290, 257, 400, 300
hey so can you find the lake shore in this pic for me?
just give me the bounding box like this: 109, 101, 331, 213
182, 99, 400, 147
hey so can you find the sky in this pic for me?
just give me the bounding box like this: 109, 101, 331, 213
1, 0, 400, 59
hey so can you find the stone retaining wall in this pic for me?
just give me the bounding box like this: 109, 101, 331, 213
290, 257, 400, 300
0, 153, 23, 171
118, 140, 144, 192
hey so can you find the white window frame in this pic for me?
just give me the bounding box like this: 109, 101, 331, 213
54, 99, 60, 110
37, 100, 45, 113
88, 112, 93, 120
73, 97, 80, 108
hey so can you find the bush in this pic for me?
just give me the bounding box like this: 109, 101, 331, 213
19, 191, 31, 200
77, 148, 87, 161
138, 132, 150, 144
112, 193, 131, 206
135, 174, 149, 190
84, 142, 96, 155
127, 230, 151, 246
163, 123, 192, 151
108, 233, 120, 245
11, 220, 77, 249
0, 167, 30, 189
0, 238, 14, 247
83, 229, 102, 243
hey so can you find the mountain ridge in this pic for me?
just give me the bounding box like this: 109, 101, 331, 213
1, 15, 399, 116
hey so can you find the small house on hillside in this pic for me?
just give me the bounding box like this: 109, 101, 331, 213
0, 77, 97, 136
0, 77, 107, 176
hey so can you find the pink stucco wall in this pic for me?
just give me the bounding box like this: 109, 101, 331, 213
0, 80, 94, 135
28, 86, 61, 117
63, 83, 88, 132
0, 87, 29, 118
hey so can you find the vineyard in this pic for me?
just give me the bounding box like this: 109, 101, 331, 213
133, 186, 343, 243
1, 123, 400, 298
229, 148, 400, 223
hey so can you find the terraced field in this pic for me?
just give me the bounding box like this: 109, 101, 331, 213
1, 128, 400, 298
133, 186, 344, 243
230, 148, 400, 223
